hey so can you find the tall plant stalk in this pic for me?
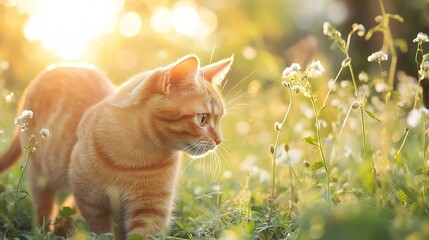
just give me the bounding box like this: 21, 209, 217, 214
267, 89, 293, 225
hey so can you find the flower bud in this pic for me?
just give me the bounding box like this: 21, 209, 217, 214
269, 144, 274, 154
284, 144, 289, 152
352, 101, 360, 109
274, 122, 282, 131
352, 23, 365, 37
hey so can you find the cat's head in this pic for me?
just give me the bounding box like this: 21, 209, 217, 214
111, 55, 233, 157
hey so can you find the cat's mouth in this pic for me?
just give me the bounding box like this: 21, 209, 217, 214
183, 141, 216, 158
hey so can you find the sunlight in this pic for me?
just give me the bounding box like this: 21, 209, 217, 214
171, 1, 200, 36
150, 7, 172, 34
150, 1, 217, 38
21, 0, 123, 60
119, 12, 142, 38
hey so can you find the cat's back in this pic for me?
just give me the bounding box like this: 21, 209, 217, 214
20, 64, 114, 188
24, 64, 114, 114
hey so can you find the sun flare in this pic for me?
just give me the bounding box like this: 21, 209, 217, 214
21, 0, 123, 60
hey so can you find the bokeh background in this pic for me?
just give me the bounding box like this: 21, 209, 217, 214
1, 0, 429, 238
1, 0, 427, 178
1, 0, 428, 162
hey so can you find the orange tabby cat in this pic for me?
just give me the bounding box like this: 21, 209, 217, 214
0, 55, 233, 237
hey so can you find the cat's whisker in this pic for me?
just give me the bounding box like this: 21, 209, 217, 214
183, 156, 195, 174
220, 77, 230, 92
208, 151, 218, 183
225, 104, 250, 114
223, 70, 256, 99
223, 91, 250, 117
224, 89, 245, 103
208, 153, 215, 183
209, 45, 216, 64
224, 92, 250, 108
217, 144, 231, 167
215, 151, 223, 181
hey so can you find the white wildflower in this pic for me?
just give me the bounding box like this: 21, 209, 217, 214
40, 128, 50, 138
407, 109, 422, 128
319, 119, 328, 128
222, 170, 232, 179
323, 22, 337, 38
374, 79, 388, 93
275, 146, 301, 165
14, 117, 21, 125
275, 147, 287, 165
331, 98, 341, 107
21, 110, 33, 119
368, 51, 388, 63
358, 71, 369, 82
282, 63, 301, 79
258, 169, 271, 182
291, 85, 305, 94
421, 108, 429, 117
323, 22, 331, 36
306, 60, 325, 78
14, 110, 33, 132
352, 23, 365, 37
0, 130, 4, 136
358, 84, 370, 99
413, 32, 429, 43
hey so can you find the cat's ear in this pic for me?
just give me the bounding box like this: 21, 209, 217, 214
200, 55, 234, 86
162, 55, 199, 94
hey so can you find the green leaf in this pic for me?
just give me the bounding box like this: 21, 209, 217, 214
0, 212, 12, 225
59, 207, 77, 217
364, 109, 381, 123
302, 136, 319, 148
246, 220, 255, 233
97, 233, 114, 240
16, 190, 31, 202
396, 188, 408, 204
128, 233, 144, 240
175, 220, 191, 232
311, 161, 325, 171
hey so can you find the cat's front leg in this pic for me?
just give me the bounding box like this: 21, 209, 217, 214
74, 193, 112, 234
123, 203, 171, 237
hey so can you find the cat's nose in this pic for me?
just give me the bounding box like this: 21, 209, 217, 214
214, 137, 222, 145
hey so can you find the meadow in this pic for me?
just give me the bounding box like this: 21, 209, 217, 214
1, 0, 429, 239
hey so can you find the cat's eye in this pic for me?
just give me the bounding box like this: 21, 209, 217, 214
196, 113, 209, 127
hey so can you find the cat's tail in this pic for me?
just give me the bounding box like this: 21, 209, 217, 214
0, 129, 22, 173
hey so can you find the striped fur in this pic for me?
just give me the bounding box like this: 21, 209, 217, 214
0, 55, 233, 237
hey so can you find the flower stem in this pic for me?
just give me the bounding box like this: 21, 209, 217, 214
319, 65, 345, 115
267, 89, 293, 224
347, 63, 369, 163
378, 0, 397, 103
395, 44, 424, 163
10, 151, 31, 222
310, 97, 330, 202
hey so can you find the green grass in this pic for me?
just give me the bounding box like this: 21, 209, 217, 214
2, 3, 429, 239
